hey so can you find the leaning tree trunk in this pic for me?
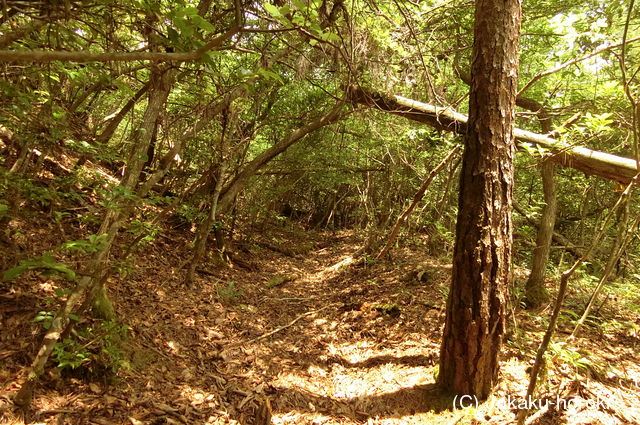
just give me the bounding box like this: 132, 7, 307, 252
438, 0, 521, 399
96, 83, 150, 144
13, 64, 175, 407
376, 146, 460, 259
217, 100, 346, 214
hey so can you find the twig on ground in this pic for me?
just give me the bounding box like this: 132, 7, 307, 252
245, 305, 331, 344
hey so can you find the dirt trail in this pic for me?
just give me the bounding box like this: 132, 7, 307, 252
2, 225, 640, 425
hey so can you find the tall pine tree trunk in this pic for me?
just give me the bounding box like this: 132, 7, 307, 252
438, 0, 521, 399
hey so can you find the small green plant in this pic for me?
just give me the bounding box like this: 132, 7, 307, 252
0, 200, 8, 218
361, 253, 376, 265
265, 274, 297, 288
54, 320, 130, 376
53, 338, 92, 370
33, 310, 79, 330
22, 180, 58, 208
416, 268, 433, 282
216, 280, 243, 304
175, 203, 205, 228
397, 287, 412, 296
33, 311, 55, 329
97, 184, 139, 210
53, 210, 70, 225
3, 254, 76, 281
62, 234, 108, 254
373, 303, 401, 317
127, 219, 161, 244
549, 341, 591, 376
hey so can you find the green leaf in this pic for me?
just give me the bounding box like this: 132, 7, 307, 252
3, 265, 28, 281
192, 15, 214, 32
33, 311, 52, 323
292, 14, 306, 25
292, 0, 307, 11
55, 287, 67, 297
258, 68, 284, 84
49, 264, 76, 281
279, 5, 291, 15
182, 6, 199, 16
2, 254, 76, 281
264, 3, 281, 17
167, 27, 180, 44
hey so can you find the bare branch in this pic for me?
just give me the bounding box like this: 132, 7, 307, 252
0, 0, 243, 63
518, 34, 640, 96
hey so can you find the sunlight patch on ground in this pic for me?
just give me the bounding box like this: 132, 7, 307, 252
303, 254, 359, 283
179, 385, 219, 409
273, 335, 435, 398
273, 411, 335, 425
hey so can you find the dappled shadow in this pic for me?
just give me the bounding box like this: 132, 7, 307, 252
322, 353, 437, 369
271, 382, 455, 421
6, 222, 640, 425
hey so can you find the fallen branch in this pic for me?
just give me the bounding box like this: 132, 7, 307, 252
348, 86, 639, 184
245, 305, 330, 344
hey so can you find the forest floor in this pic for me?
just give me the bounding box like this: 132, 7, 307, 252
1, 211, 640, 425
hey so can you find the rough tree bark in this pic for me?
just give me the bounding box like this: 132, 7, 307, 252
438, 0, 521, 399
468, 80, 557, 307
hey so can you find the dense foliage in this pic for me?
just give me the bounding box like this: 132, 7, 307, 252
1, 0, 640, 412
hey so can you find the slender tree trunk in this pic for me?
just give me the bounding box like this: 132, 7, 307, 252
516, 174, 639, 424
438, 0, 521, 399
13, 65, 176, 407
513, 201, 583, 258
96, 83, 150, 145
511, 99, 558, 308
217, 101, 346, 213
525, 159, 556, 307
571, 201, 634, 338
377, 146, 460, 259
184, 163, 228, 285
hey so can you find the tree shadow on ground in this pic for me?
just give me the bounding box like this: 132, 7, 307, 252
321, 353, 437, 369
272, 382, 456, 422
